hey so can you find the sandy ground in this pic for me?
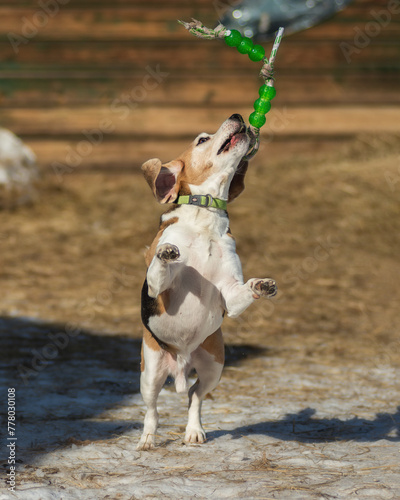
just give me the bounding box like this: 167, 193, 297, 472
1, 135, 400, 499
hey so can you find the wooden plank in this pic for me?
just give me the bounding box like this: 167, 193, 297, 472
1, 7, 399, 41
1, 0, 395, 26
2, 0, 216, 6
3, 106, 400, 137
0, 0, 392, 11
1, 73, 400, 107
293, 20, 400, 39
1, 40, 399, 70
0, 7, 215, 41
26, 136, 351, 171
328, 0, 400, 19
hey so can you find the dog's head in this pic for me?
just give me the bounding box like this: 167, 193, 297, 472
142, 114, 251, 204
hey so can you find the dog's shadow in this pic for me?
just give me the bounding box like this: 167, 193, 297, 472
207, 406, 400, 443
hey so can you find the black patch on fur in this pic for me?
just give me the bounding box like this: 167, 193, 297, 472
141, 279, 170, 351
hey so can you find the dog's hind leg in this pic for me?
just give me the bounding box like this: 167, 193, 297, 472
137, 329, 169, 451
185, 328, 224, 444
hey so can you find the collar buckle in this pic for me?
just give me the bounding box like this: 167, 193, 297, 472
188, 194, 214, 207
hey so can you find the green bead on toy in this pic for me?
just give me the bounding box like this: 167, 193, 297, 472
259, 84, 276, 100
224, 29, 242, 47
254, 98, 271, 114
249, 112, 266, 128
248, 44, 265, 62
237, 37, 253, 54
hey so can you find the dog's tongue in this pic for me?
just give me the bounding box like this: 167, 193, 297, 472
230, 134, 240, 146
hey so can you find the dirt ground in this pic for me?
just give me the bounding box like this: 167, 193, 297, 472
1, 134, 400, 499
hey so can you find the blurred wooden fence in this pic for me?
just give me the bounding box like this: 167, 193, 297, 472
0, 0, 399, 170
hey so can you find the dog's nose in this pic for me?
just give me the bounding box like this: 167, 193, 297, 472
229, 113, 244, 123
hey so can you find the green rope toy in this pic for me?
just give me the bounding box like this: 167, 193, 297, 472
178, 19, 284, 160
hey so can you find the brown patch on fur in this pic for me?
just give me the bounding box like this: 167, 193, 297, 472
177, 146, 212, 188
157, 289, 170, 314
160, 216, 179, 232
141, 327, 162, 372
227, 227, 235, 240
145, 216, 179, 267
144, 327, 161, 352
228, 159, 248, 202
177, 181, 192, 196
200, 328, 225, 365
141, 326, 179, 372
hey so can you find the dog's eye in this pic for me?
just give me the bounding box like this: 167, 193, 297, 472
196, 136, 210, 146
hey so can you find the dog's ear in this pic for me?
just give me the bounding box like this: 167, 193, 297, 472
142, 158, 162, 196
141, 158, 183, 204
228, 159, 248, 203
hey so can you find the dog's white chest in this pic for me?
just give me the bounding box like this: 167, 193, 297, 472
147, 227, 227, 350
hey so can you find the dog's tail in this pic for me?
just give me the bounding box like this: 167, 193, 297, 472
175, 373, 189, 393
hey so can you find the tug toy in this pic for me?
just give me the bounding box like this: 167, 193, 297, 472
179, 19, 284, 160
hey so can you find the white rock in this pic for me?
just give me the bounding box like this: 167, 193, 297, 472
0, 128, 38, 208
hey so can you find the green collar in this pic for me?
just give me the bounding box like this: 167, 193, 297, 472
175, 194, 227, 210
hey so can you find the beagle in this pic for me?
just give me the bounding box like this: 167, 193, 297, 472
138, 114, 277, 450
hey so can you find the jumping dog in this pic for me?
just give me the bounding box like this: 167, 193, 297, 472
138, 113, 277, 450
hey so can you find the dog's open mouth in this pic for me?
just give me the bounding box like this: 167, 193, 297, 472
217, 125, 247, 155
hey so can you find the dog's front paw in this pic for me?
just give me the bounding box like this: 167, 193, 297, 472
251, 278, 277, 299
157, 243, 180, 263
